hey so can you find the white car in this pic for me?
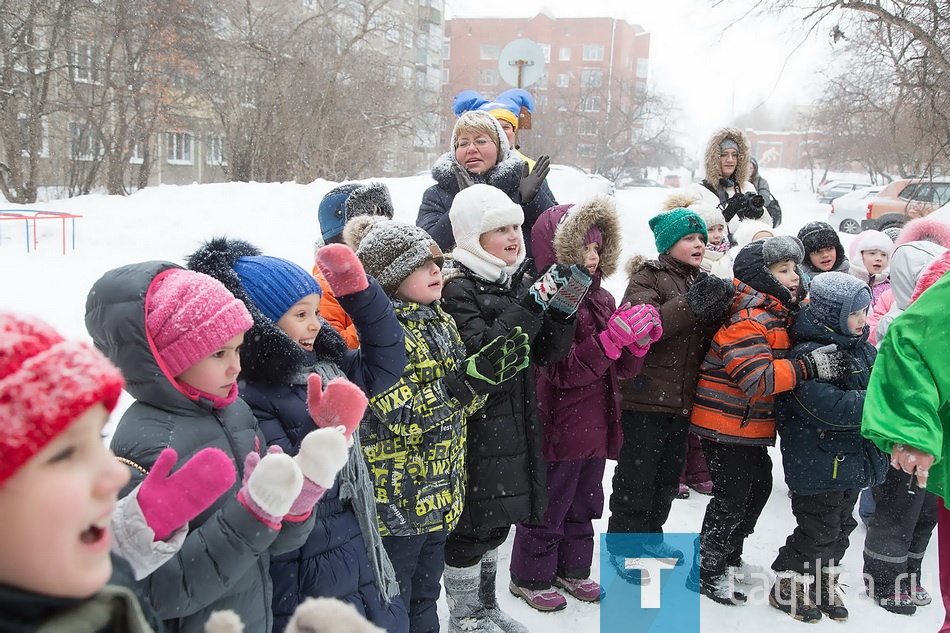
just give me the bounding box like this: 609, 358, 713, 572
828, 186, 883, 234
547, 164, 615, 202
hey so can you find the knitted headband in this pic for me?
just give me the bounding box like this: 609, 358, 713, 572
0, 313, 124, 486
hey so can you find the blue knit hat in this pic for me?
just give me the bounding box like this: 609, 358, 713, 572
648, 208, 708, 254
232, 255, 322, 323
809, 272, 872, 335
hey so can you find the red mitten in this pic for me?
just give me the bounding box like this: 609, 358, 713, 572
307, 374, 368, 445
315, 243, 369, 297
136, 447, 236, 542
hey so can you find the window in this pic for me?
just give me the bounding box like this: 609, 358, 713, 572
581, 69, 602, 87
442, 40, 450, 60
556, 98, 568, 112
636, 58, 649, 79
166, 131, 193, 164
71, 40, 96, 83
381, 151, 396, 173
480, 44, 499, 60
478, 68, 498, 85
899, 184, 920, 201
557, 73, 570, 88
68, 121, 100, 160
442, 68, 449, 84
539, 43, 550, 63
386, 27, 400, 44
206, 134, 226, 165
582, 45, 604, 61
578, 144, 597, 157
578, 119, 597, 136
536, 70, 548, 90
580, 95, 601, 112
129, 141, 144, 164
559, 47, 571, 61
302, 0, 315, 7
555, 122, 567, 136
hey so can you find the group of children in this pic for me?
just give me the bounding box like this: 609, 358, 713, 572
4, 156, 948, 632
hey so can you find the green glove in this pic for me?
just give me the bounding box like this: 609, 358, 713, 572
444, 328, 531, 404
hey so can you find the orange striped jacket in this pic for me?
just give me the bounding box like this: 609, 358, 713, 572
690, 280, 804, 446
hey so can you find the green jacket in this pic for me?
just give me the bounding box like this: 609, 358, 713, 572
362, 300, 484, 536
862, 270, 950, 505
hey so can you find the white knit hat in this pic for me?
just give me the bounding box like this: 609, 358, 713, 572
449, 184, 525, 281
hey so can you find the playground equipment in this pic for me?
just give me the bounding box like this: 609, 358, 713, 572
0, 209, 83, 254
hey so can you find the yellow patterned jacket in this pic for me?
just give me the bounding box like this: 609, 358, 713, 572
361, 299, 484, 536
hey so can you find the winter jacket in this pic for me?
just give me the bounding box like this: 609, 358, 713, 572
530, 198, 644, 461
86, 261, 314, 633
0, 555, 163, 633
112, 486, 187, 581
416, 152, 556, 259
363, 299, 481, 536
683, 127, 762, 232
862, 270, 950, 504
618, 254, 717, 416
441, 259, 575, 536
874, 240, 947, 345
866, 289, 893, 345
691, 280, 800, 446
311, 265, 359, 349
776, 306, 888, 494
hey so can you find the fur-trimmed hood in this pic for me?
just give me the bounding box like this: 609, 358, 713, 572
703, 127, 751, 186
895, 216, 950, 249
530, 197, 621, 278
187, 237, 348, 385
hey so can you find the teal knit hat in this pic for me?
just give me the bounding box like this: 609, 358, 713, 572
649, 208, 708, 254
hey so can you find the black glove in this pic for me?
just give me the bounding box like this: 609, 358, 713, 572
444, 328, 531, 403
452, 162, 475, 191
719, 192, 765, 223
799, 344, 851, 382
518, 155, 550, 204
685, 272, 735, 326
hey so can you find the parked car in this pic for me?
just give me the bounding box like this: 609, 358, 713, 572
818, 181, 871, 204
828, 186, 883, 234
662, 174, 682, 188
547, 164, 615, 200
618, 177, 663, 188
863, 177, 950, 230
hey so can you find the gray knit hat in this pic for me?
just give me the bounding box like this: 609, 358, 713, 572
354, 220, 444, 295
809, 272, 872, 335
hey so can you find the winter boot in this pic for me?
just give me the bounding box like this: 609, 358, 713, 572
727, 558, 770, 586
685, 537, 746, 605
769, 572, 823, 622
812, 566, 849, 621
444, 563, 504, 633
907, 566, 933, 606
479, 550, 529, 633
608, 554, 651, 585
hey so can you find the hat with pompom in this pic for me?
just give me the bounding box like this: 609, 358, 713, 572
354, 220, 444, 295
0, 312, 125, 486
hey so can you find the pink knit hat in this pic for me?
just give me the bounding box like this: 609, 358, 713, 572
146, 269, 253, 377
0, 312, 124, 486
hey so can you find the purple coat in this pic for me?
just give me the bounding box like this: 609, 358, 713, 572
530, 199, 644, 461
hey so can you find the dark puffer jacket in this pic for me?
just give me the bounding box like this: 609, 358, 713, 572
441, 260, 575, 536
416, 151, 556, 259
776, 306, 888, 494
85, 261, 314, 633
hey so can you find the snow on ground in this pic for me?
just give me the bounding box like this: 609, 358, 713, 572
0, 169, 940, 631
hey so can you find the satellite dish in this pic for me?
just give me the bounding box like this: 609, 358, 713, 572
498, 39, 545, 88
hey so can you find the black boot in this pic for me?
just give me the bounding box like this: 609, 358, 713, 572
685, 536, 746, 605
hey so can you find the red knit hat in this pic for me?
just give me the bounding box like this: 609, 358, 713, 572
146, 269, 253, 378
0, 312, 124, 486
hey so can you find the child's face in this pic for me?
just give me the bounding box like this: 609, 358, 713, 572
582, 242, 600, 275
769, 259, 801, 300
455, 131, 498, 175
707, 224, 725, 246
178, 332, 244, 397
396, 261, 443, 305
667, 233, 706, 268
847, 307, 868, 335
0, 404, 129, 598
862, 249, 889, 275
276, 293, 322, 352
479, 224, 523, 265
808, 246, 837, 271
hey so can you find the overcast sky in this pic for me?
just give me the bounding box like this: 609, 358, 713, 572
445, 0, 838, 153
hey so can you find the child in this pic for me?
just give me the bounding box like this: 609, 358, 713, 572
688, 236, 850, 605
733, 220, 775, 251
848, 229, 893, 308
441, 183, 579, 631
697, 205, 733, 280
349, 217, 528, 633
0, 312, 162, 631
187, 240, 409, 633
315, 182, 396, 349
607, 208, 733, 581
508, 198, 660, 608
86, 264, 348, 632
798, 221, 849, 278
772, 273, 888, 622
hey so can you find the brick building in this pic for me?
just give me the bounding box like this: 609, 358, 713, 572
442, 10, 650, 172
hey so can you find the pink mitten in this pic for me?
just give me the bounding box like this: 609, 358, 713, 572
315, 243, 370, 297
307, 374, 368, 445
136, 447, 236, 541
287, 428, 349, 519
237, 446, 304, 529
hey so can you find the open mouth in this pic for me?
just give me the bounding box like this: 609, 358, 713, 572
428, 280, 442, 289
80, 517, 109, 546
504, 245, 519, 254
299, 338, 314, 350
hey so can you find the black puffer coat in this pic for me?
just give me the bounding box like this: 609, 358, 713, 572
776, 306, 889, 494
441, 260, 575, 536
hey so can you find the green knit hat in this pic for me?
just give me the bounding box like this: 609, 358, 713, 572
649, 208, 708, 254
